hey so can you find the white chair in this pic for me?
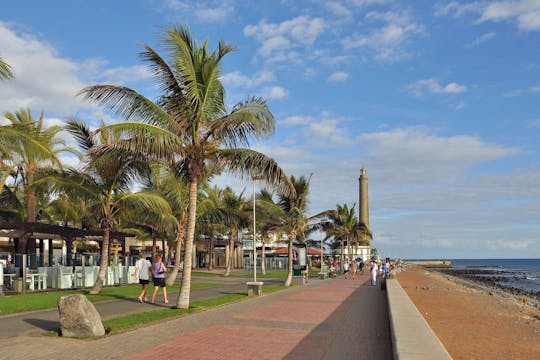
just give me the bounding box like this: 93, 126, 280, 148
37, 267, 48, 290
58, 266, 74, 289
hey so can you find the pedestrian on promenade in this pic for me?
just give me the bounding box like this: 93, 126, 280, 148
359, 259, 365, 273
370, 259, 378, 286
381, 260, 389, 279
135, 253, 151, 303
343, 261, 350, 279
151, 254, 168, 304
351, 260, 357, 279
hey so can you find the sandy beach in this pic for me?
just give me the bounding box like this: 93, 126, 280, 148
397, 266, 540, 359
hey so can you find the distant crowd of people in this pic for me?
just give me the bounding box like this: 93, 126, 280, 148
325, 256, 394, 286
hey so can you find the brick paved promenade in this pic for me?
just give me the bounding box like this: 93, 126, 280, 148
0, 273, 392, 359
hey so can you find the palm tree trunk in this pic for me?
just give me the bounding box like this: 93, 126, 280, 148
152, 234, 157, 259
27, 190, 36, 222
224, 228, 236, 276
177, 177, 198, 309
90, 226, 110, 294
208, 235, 214, 270
284, 231, 296, 286
261, 236, 266, 275
162, 238, 167, 263
166, 223, 184, 286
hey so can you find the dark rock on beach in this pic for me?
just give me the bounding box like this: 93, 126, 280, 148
437, 268, 540, 307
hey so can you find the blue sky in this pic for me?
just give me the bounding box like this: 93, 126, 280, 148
1, 0, 540, 259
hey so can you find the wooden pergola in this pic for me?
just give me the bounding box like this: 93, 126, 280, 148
0, 221, 133, 267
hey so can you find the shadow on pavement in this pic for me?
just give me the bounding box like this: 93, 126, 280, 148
24, 318, 59, 332
284, 279, 393, 360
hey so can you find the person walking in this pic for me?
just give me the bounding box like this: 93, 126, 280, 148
151, 254, 168, 304
370, 259, 378, 286
343, 261, 350, 279
135, 253, 152, 303
351, 260, 357, 279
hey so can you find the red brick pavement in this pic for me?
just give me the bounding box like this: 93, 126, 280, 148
123, 325, 308, 360
122, 274, 381, 360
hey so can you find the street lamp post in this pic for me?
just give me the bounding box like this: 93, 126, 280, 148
319, 220, 327, 277
320, 225, 324, 265
252, 175, 264, 282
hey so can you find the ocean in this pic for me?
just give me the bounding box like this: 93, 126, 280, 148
449, 258, 540, 294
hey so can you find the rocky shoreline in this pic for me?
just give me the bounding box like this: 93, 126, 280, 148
427, 267, 540, 307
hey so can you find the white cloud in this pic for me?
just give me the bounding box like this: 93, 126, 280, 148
0, 22, 87, 114
343, 11, 424, 61
409, 78, 467, 96
434, 1, 484, 17
327, 71, 349, 82
357, 127, 520, 185
467, 31, 496, 47
281, 115, 311, 126
0, 22, 153, 117
503, 85, 540, 97
435, 0, 540, 31
162, 0, 234, 22
478, 0, 540, 30
258, 36, 290, 57
221, 70, 275, 89
98, 65, 152, 84
261, 86, 288, 99
348, 0, 390, 7
325, 1, 353, 17
244, 16, 325, 60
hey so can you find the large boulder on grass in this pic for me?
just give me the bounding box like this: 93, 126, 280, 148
58, 294, 105, 337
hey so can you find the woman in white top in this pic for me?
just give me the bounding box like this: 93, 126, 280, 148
135, 254, 152, 302
370, 260, 378, 286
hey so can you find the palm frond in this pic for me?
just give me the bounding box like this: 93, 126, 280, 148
217, 148, 294, 197
78, 85, 173, 129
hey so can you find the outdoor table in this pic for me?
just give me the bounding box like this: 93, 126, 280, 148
26, 273, 45, 290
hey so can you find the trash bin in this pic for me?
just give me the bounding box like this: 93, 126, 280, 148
13, 278, 23, 293
319, 265, 329, 279
293, 267, 302, 276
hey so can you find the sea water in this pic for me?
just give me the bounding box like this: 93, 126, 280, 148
450, 258, 540, 294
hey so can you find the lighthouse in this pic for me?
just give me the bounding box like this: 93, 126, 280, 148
359, 167, 369, 228
357, 167, 372, 260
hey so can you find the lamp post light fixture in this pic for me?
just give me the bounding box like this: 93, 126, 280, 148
252, 175, 264, 282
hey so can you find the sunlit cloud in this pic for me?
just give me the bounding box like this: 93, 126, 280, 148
409, 78, 467, 96
327, 71, 349, 82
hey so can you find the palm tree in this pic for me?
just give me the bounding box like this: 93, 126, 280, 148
2, 109, 71, 222
62, 119, 173, 294
316, 203, 371, 272
218, 187, 249, 276
140, 163, 189, 286
79, 25, 292, 308
278, 175, 312, 286
256, 189, 286, 275
0, 57, 13, 80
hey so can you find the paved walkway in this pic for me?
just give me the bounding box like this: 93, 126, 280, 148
0, 273, 392, 359
0, 276, 281, 338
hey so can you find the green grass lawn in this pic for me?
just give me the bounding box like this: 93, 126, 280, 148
103, 284, 289, 334
193, 268, 321, 279
0, 282, 220, 316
